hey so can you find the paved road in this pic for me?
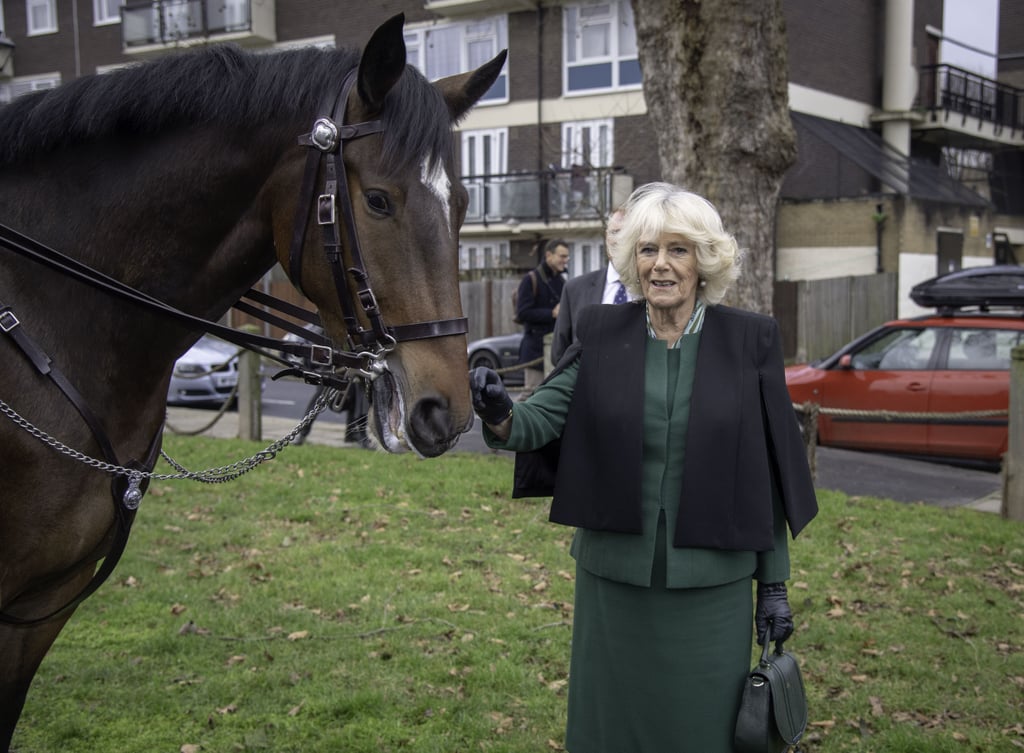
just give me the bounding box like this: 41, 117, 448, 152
168, 377, 1003, 514
449, 422, 1001, 511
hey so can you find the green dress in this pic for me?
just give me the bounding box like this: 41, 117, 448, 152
487, 332, 791, 753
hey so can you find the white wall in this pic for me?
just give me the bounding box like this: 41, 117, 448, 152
776, 246, 877, 281
897, 253, 993, 318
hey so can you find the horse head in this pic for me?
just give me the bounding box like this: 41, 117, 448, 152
278, 14, 505, 458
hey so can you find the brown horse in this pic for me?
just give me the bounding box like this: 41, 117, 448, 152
0, 15, 504, 749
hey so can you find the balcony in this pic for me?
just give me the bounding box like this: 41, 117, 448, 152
461, 166, 633, 228
914, 64, 1024, 149
121, 0, 275, 57
423, 0, 535, 20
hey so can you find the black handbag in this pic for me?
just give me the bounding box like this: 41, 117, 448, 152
734, 630, 808, 753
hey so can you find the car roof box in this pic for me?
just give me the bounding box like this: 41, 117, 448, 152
910, 265, 1024, 310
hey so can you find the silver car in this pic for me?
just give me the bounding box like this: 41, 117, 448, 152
167, 335, 241, 406
467, 332, 525, 386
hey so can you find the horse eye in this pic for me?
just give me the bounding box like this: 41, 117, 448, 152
365, 191, 392, 216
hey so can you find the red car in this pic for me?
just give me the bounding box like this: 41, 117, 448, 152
785, 267, 1024, 465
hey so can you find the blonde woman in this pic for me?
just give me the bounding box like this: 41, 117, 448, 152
471, 182, 817, 752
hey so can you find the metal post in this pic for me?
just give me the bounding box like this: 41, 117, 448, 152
237, 349, 262, 442
1003, 345, 1024, 520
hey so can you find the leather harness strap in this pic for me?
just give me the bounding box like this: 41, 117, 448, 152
0, 300, 162, 627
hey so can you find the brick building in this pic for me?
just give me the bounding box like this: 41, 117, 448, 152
1, 0, 1022, 314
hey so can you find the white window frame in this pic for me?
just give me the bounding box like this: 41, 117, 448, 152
566, 236, 605, 277
404, 16, 508, 105
459, 240, 511, 273
563, 0, 641, 95
562, 118, 615, 168
26, 0, 57, 35
461, 128, 509, 222
93, 0, 121, 26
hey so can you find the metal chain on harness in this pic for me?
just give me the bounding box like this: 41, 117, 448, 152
0, 386, 339, 486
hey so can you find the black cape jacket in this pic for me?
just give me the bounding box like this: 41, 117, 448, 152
514, 302, 818, 552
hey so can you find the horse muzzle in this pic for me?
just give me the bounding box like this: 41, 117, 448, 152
368, 370, 465, 458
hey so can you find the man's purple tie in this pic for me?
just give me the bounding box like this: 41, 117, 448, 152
614, 281, 628, 305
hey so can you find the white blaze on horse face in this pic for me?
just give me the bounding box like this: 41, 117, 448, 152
420, 157, 452, 237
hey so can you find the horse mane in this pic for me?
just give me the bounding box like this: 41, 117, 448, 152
0, 45, 455, 173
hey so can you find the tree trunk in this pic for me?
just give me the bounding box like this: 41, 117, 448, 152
631, 0, 796, 314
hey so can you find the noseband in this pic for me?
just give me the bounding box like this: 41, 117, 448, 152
289, 70, 468, 379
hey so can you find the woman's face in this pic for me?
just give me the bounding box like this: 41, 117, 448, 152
636, 232, 700, 313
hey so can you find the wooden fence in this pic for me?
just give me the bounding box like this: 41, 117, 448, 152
460, 273, 898, 363
773, 273, 898, 363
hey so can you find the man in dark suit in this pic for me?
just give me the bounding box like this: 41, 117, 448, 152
551, 210, 630, 364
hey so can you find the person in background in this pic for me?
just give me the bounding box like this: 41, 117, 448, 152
550, 208, 630, 365
470, 182, 818, 753
515, 238, 569, 397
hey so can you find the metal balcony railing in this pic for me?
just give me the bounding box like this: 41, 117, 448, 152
918, 64, 1024, 132
122, 0, 256, 48
460, 166, 627, 226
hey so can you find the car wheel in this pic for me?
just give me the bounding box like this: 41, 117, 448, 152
469, 350, 501, 372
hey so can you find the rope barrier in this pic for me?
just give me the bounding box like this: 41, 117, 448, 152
790, 401, 1008, 483
792, 403, 1007, 420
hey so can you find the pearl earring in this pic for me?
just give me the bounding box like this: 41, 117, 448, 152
699, 279, 707, 288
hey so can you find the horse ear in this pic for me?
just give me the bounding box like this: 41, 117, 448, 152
434, 49, 508, 123
357, 13, 408, 111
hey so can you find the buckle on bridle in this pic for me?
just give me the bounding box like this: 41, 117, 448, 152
317, 195, 336, 226
309, 344, 333, 367
0, 309, 20, 333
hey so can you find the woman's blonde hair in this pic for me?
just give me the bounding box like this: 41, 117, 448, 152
610, 182, 742, 306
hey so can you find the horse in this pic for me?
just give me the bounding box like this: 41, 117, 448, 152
0, 14, 505, 749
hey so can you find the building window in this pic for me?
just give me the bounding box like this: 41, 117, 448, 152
94, 0, 120, 25
459, 240, 511, 273
564, 1, 640, 94
461, 128, 508, 222
552, 119, 615, 218
26, 0, 56, 34
562, 118, 614, 168
566, 237, 605, 277
405, 16, 508, 104
6, 74, 60, 100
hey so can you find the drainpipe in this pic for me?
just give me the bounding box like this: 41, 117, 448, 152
536, 3, 546, 222
881, 0, 915, 157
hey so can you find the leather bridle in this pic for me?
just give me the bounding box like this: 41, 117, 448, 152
284, 70, 469, 379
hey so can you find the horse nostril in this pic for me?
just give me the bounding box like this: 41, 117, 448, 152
409, 396, 453, 458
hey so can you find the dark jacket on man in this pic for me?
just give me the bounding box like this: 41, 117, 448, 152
551, 266, 605, 365
516, 262, 566, 367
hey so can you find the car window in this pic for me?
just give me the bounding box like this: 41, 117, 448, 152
945, 328, 1021, 371
850, 328, 938, 371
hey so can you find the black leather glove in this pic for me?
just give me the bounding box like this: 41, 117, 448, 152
755, 582, 793, 645
469, 367, 513, 426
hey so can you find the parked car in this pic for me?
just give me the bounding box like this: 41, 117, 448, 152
467, 332, 525, 386
785, 267, 1024, 465
785, 313, 1023, 464
167, 335, 241, 406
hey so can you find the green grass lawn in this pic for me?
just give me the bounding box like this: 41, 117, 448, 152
11, 436, 1024, 752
